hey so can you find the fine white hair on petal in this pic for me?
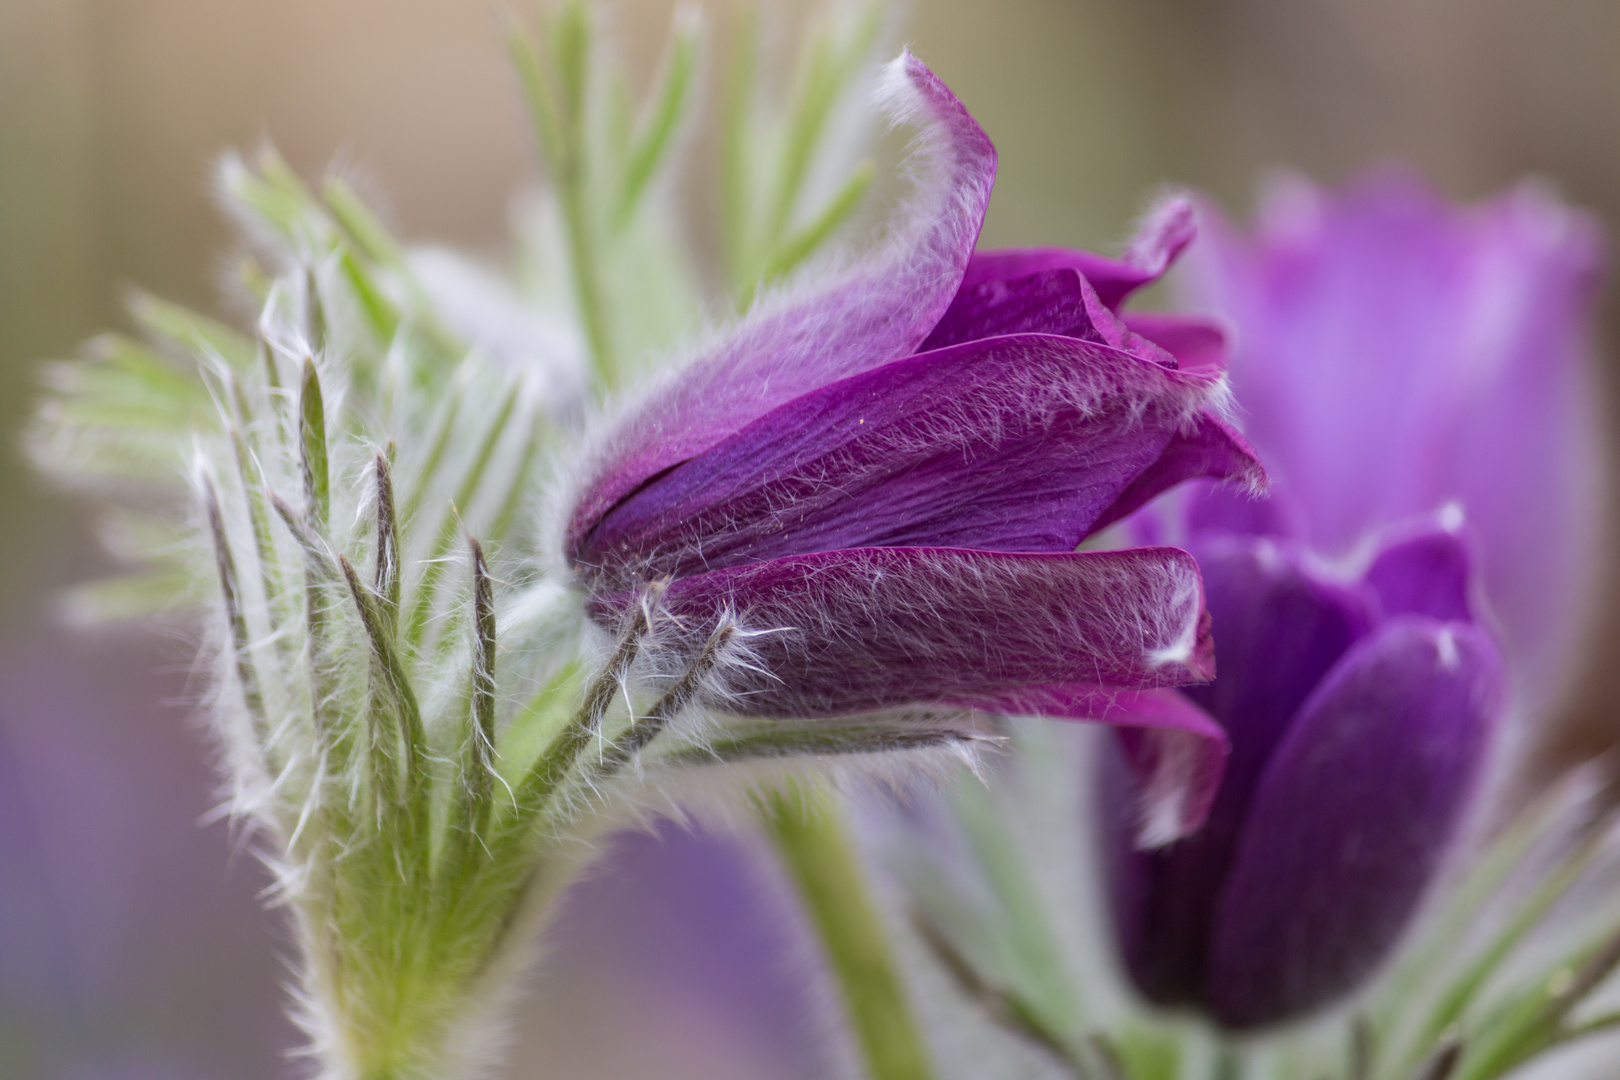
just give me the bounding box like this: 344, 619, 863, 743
1143, 559, 1206, 671
558, 49, 998, 564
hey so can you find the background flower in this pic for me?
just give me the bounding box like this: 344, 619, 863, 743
1102, 510, 1504, 1028
1093, 171, 1605, 1031
1180, 170, 1606, 709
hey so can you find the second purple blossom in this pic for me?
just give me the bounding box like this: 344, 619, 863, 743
1099, 173, 1603, 1029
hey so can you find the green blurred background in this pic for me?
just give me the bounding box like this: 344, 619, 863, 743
1, 1, 1616, 1076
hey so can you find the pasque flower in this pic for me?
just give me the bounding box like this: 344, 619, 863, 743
1102, 509, 1505, 1029
564, 54, 1265, 840
1101, 173, 1603, 1030
1183, 169, 1605, 704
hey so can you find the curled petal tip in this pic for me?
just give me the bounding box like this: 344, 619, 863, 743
1124, 193, 1199, 277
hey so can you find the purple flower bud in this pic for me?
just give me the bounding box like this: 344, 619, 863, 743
563, 54, 1264, 841
1102, 516, 1505, 1029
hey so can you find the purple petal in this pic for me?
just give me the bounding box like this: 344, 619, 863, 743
573, 334, 1245, 588
1181, 170, 1604, 696
1363, 513, 1476, 624
1124, 313, 1228, 374
955, 195, 1198, 312
570, 54, 998, 546
917, 267, 1135, 353
1183, 478, 1299, 539
1100, 536, 1373, 1008
1204, 618, 1503, 1028
624, 546, 1216, 717
1089, 416, 1265, 536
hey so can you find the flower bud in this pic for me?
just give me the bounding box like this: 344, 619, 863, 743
1102, 516, 1504, 1028
564, 54, 1267, 841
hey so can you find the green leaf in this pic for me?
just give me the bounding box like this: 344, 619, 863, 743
128, 292, 256, 370
765, 1, 882, 246
403, 380, 522, 647
337, 248, 401, 343
953, 779, 1085, 1039
762, 157, 874, 282
1113, 1025, 1182, 1080
495, 660, 583, 787
508, 27, 567, 173
764, 781, 937, 1080
298, 358, 330, 530
662, 721, 978, 765
612, 9, 699, 230
322, 176, 406, 267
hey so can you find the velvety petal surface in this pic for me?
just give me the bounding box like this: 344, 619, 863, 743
1183, 170, 1604, 693
1204, 618, 1503, 1028
1103, 536, 1373, 1007
569, 54, 998, 546
1183, 478, 1298, 539
1363, 516, 1476, 624
916, 267, 1178, 363
575, 334, 1252, 589
952, 196, 1198, 312
1088, 416, 1262, 537
623, 546, 1216, 717
1123, 313, 1229, 373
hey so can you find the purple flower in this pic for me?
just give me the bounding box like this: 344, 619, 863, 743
1100, 172, 1604, 1028
1182, 170, 1605, 704
1102, 511, 1505, 1028
563, 54, 1264, 840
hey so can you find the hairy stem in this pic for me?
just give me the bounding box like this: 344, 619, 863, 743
763, 781, 935, 1080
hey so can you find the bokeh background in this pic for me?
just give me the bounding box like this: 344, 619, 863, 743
1, 1, 1617, 1076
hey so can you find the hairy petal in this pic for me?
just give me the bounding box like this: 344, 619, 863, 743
569, 53, 998, 545
1089, 415, 1264, 536
600, 546, 1215, 716
1204, 618, 1503, 1028
575, 334, 1247, 587
918, 268, 1169, 358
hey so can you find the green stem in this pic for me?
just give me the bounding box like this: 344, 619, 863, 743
763, 781, 935, 1080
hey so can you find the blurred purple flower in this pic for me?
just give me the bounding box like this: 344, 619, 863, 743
565, 54, 1264, 840
1103, 512, 1504, 1028
1100, 172, 1604, 1028
1182, 170, 1605, 703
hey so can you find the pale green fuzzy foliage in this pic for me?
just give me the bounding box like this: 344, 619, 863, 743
34, 145, 592, 1077
28, 6, 980, 1077
881, 724, 1620, 1080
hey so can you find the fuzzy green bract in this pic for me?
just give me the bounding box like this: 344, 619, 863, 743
36, 145, 598, 1077
26, 6, 951, 1077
